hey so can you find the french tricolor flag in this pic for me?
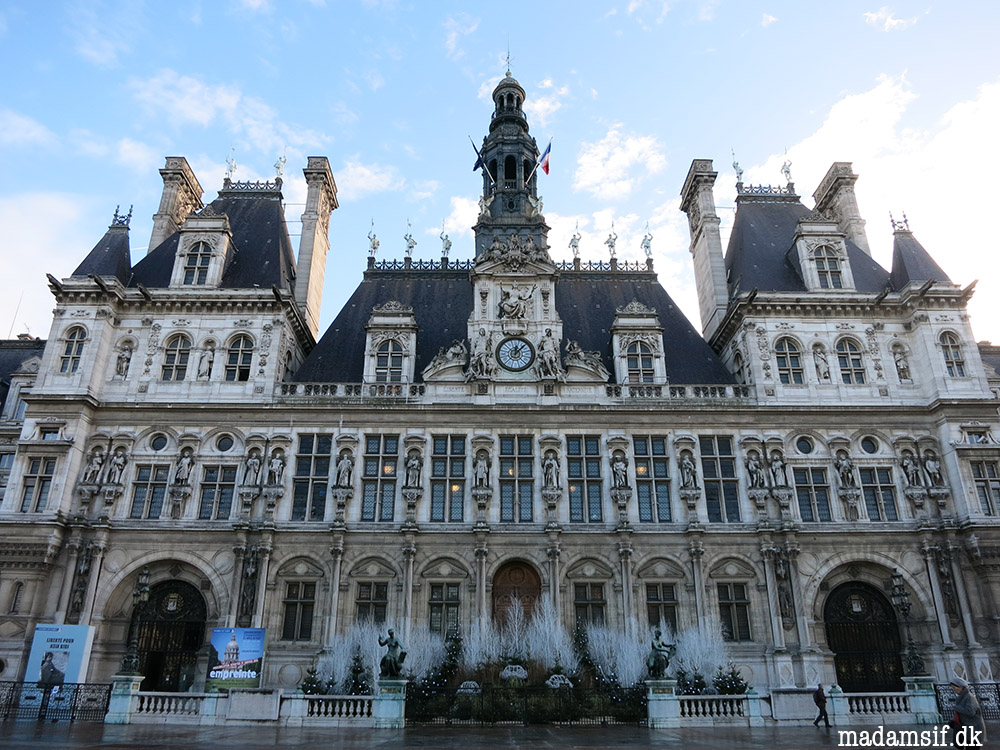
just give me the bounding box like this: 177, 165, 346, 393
537, 141, 551, 175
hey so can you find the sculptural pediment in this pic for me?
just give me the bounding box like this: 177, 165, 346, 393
473, 233, 554, 274
708, 557, 757, 579
348, 556, 398, 578
420, 557, 470, 579
636, 558, 686, 579
565, 558, 614, 579
277, 557, 325, 578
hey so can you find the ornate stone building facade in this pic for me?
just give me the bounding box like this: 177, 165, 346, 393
1, 74, 999, 695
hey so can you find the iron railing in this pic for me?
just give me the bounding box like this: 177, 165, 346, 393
935, 682, 1000, 721
0, 681, 110, 722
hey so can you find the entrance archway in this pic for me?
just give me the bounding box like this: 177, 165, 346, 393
492, 561, 541, 624
137, 580, 207, 692
824, 581, 903, 692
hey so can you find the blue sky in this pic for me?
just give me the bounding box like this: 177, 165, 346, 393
2, 0, 1000, 345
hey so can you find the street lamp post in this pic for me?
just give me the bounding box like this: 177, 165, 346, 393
119, 567, 151, 675
890, 568, 926, 676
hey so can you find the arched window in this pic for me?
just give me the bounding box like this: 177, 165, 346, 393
162, 334, 192, 381
8, 582, 23, 614
774, 338, 804, 385
375, 340, 404, 382
814, 246, 843, 289
504, 155, 517, 189
626, 342, 655, 383
733, 351, 748, 384
183, 243, 212, 285
60, 327, 87, 373
224, 335, 254, 382
940, 332, 966, 377
836, 338, 866, 384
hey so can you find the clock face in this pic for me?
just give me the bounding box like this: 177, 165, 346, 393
496, 337, 535, 371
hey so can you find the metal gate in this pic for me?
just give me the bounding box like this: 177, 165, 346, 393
824, 582, 904, 692
136, 580, 206, 692
0, 681, 110, 722
935, 682, 1000, 721
406, 685, 647, 726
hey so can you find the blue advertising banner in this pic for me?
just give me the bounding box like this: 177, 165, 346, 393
205, 628, 266, 692
25, 624, 95, 685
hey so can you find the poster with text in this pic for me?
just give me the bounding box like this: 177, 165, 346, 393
205, 627, 266, 692
26, 624, 95, 685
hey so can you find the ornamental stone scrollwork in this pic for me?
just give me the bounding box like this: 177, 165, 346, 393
482, 233, 551, 271
373, 300, 414, 314
369, 330, 411, 349
258, 323, 273, 376
425, 339, 468, 374
616, 299, 657, 316
618, 332, 662, 357
143, 323, 162, 375
865, 327, 884, 381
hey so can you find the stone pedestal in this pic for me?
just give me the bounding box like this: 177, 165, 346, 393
745, 687, 765, 727
105, 674, 143, 724
373, 678, 407, 729
645, 678, 679, 729
902, 676, 940, 724
827, 685, 849, 727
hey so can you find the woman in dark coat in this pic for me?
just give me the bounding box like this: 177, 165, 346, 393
950, 677, 987, 746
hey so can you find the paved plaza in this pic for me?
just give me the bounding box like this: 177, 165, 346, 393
2, 722, 992, 750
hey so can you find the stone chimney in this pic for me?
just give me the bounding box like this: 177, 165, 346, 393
680, 159, 728, 339
813, 162, 870, 256
296, 157, 338, 339
148, 157, 204, 254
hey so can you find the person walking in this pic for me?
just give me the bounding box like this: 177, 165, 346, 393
813, 683, 831, 728
950, 677, 987, 747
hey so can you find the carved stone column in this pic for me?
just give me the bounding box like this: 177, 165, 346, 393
618, 539, 634, 635
252, 539, 273, 628
688, 539, 706, 623
546, 542, 561, 612
326, 539, 345, 645
921, 543, 954, 647
948, 543, 981, 648
760, 544, 785, 649
784, 543, 811, 648
474, 541, 489, 628
227, 541, 247, 627
402, 541, 416, 642
55, 537, 82, 623
79, 540, 107, 625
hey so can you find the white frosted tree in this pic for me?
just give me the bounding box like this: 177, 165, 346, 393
525, 597, 579, 674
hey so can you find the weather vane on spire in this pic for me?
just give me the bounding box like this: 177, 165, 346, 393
505, 37, 512, 76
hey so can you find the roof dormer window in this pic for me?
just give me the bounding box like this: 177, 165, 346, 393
59, 326, 87, 374
183, 242, 212, 285
375, 340, 404, 383
814, 247, 843, 289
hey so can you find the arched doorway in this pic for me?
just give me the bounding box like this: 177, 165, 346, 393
136, 580, 207, 692
824, 581, 903, 692
492, 561, 541, 624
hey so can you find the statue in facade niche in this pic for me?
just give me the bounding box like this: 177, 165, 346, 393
197, 346, 215, 379
336, 452, 354, 488
267, 452, 286, 485
498, 282, 535, 319
922, 451, 943, 487
473, 451, 490, 488
115, 346, 132, 378
543, 451, 560, 489
174, 449, 194, 484
611, 454, 628, 488
813, 346, 831, 381
745, 451, 766, 489
901, 450, 922, 486
680, 454, 697, 489
894, 348, 911, 381
106, 448, 128, 485
835, 454, 856, 487
536, 329, 562, 379
83, 450, 104, 484
243, 451, 262, 485
468, 328, 497, 380
405, 452, 423, 487
769, 450, 788, 487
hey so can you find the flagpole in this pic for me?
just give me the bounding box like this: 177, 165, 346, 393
525, 138, 552, 185
469, 136, 494, 186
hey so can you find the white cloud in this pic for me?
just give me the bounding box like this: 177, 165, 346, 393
410, 180, 439, 202
115, 138, 162, 174
127, 69, 327, 154
524, 81, 569, 128
336, 158, 404, 200
0, 109, 57, 146
66, 0, 142, 67
573, 125, 667, 201
443, 13, 479, 61
365, 69, 386, 91
0, 11, 8, 36
478, 75, 503, 104
442, 196, 479, 239
734, 74, 1000, 342
0, 193, 98, 339
239, 0, 271, 10
863, 6, 917, 31
761, 13, 778, 27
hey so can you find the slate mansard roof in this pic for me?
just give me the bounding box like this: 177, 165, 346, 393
0, 338, 45, 412
295, 267, 734, 385
128, 192, 297, 292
